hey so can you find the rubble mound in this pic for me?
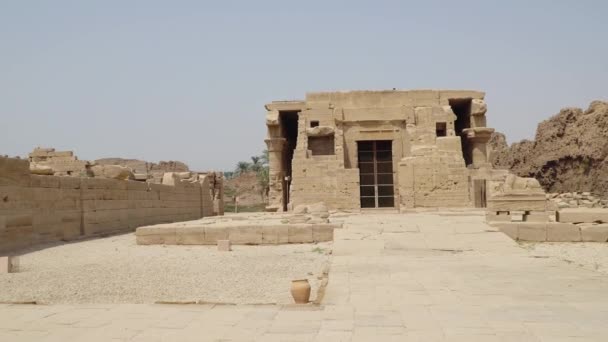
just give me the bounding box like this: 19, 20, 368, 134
490, 101, 608, 197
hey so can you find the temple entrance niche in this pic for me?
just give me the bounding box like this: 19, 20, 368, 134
279, 111, 299, 211
357, 140, 395, 208
450, 98, 474, 166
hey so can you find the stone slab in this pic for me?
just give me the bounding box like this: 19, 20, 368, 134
558, 208, 608, 224
580, 224, 608, 242
546, 223, 581, 242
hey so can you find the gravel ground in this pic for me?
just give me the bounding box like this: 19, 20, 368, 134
0, 234, 331, 304
522, 242, 608, 275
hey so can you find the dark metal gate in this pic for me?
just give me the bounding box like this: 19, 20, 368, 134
357, 140, 395, 208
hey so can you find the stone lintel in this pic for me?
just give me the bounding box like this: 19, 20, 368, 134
265, 101, 305, 112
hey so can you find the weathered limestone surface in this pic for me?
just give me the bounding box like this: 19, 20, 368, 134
0, 156, 220, 254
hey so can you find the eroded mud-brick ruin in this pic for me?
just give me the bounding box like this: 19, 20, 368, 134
265, 90, 498, 211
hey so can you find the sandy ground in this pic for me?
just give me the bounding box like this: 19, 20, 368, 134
0, 234, 331, 305
522, 242, 608, 275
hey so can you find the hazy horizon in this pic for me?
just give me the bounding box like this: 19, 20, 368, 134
2, 1, 606, 171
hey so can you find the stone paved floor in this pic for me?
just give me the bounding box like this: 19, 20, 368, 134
2, 212, 608, 341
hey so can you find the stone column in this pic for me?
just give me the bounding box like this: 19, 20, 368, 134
264, 138, 286, 212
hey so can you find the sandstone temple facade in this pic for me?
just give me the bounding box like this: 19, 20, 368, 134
264, 90, 498, 211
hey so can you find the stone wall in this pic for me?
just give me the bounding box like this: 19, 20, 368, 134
0, 156, 216, 254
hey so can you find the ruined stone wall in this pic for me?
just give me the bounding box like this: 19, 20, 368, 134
0, 157, 215, 253
29, 147, 89, 176
288, 111, 360, 210
399, 151, 470, 208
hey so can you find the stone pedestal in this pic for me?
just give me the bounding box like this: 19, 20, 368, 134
217, 240, 231, 252
463, 127, 495, 168
0, 256, 17, 273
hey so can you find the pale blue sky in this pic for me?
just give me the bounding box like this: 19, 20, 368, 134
1, 1, 606, 170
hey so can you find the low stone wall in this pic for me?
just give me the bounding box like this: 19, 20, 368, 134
136, 223, 339, 245
495, 222, 608, 242
0, 157, 217, 253
493, 208, 608, 243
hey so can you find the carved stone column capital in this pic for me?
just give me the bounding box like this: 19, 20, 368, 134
264, 138, 287, 152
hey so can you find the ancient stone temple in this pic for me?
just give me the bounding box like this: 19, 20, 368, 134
264, 90, 497, 211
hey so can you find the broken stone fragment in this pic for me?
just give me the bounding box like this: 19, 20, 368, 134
29, 164, 54, 175
91, 165, 135, 180
306, 126, 334, 137
293, 205, 308, 214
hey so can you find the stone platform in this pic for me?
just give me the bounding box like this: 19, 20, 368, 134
136, 214, 340, 245
5, 212, 608, 341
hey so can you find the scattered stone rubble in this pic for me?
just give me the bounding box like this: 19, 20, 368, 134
95, 158, 189, 183
547, 192, 608, 209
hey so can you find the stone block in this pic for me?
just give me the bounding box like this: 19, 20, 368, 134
0, 256, 18, 273
127, 180, 149, 191
176, 227, 205, 245
558, 208, 608, 224
580, 224, 608, 242
517, 223, 547, 242
510, 212, 524, 222
487, 195, 547, 212
342, 107, 404, 122
6, 214, 33, 228
228, 226, 263, 245
524, 211, 549, 223
217, 240, 231, 251
29, 175, 61, 188
485, 212, 511, 223
0, 157, 30, 186
495, 223, 518, 240
546, 223, 581, 242
312, 225, 334, 242
288, 225, 313, 243
135, 226, 176, 245
204, 226, 228, 244
261, 225, 287, 244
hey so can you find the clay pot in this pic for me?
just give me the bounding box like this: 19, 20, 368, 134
290, 279, 311, 304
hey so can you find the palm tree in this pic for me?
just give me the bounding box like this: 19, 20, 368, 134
260, 150, 269, 166
234, 161, 251, 175
250, 156, 261, 172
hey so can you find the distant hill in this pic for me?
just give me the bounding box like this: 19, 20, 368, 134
489, 101, 608, 197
